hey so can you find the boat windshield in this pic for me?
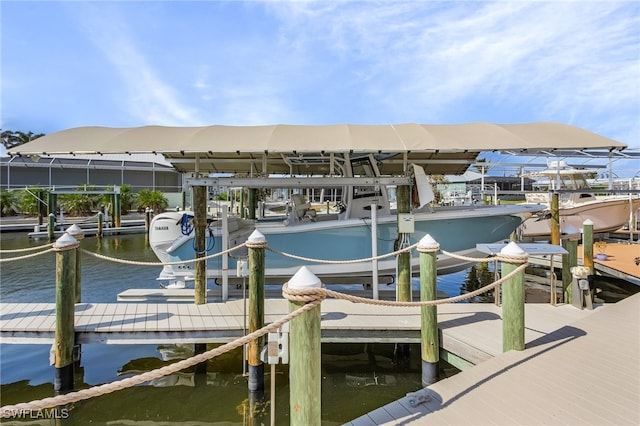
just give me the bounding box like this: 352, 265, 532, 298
549, 172, 591, 190
350, 156, 382, 199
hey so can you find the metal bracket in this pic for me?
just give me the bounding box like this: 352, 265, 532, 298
260, 322, 289, 365
236, 259, 248, 277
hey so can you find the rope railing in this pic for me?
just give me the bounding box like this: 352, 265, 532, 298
0, 242, 54, 253
0, 300, 320, 418
265, 242, 419, 264
80, 242, 248, 266
0, 247, 56, 263
0, 242, 515, 269
282, 263, 528, 306
0, 238, 529, 418
2, 222, 518, 272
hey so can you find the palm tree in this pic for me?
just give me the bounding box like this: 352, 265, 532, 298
136, 189, 168, 213
1, 129, 45, 149
0, 189, 18, 216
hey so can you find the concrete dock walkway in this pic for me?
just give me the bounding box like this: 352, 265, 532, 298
346, 292, 640, 425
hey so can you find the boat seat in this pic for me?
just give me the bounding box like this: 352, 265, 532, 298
291, 194, 317, 222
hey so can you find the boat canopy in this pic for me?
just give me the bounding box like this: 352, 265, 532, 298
8, 122, 626, 176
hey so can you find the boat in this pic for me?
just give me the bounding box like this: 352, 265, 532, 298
149, 153, 543, 288
520, 161, 640, 239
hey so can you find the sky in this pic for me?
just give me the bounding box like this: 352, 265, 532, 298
1, 1, 639, 175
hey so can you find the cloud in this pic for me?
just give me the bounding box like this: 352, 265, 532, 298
58, 1, 638, 148
264, 1, 639, 145
73, 4, 202, 126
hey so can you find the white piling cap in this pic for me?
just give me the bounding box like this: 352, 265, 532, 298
583, 219, 594, 226
500, 241, 526, 256
65, 224, 84, 237
248, 229, 266, 243
288, 266, 322, 289
53, 233, 79, 250
418, 234, 439, 249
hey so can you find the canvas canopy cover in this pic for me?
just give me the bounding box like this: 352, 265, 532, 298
8, 122, 626, 176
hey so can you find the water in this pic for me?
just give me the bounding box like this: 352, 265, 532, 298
0, 232, 472, 425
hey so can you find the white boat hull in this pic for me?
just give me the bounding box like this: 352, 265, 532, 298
149, 204, 541, 287
521, 198, 640, 238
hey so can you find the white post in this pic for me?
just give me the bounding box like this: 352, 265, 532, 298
371, 202, 379, 300
222, 206, 229, 301
494, 183, 498, 205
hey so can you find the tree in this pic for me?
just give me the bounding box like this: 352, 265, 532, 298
0, 189, 18, 217
101, 184, 136, 215
59, 185, 101, 216
17, 187, 47, 215
136, 189, 168, 213
1, 129, 45, 149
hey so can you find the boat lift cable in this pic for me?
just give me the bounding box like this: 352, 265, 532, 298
192, 228, 215, 254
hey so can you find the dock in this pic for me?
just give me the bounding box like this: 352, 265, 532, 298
0, 214, 146, 236
347, 292, 639, 425
1, 298, 598, 369
529, 241, 640, 285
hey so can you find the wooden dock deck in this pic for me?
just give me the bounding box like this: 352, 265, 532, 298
530, 242, 640, 285
347, 292, 640, 425
1, 298, 598, 369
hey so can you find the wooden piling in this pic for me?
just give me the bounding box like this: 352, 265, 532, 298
248, 188, 257, 220
47, 192, 57, 217
48, 213, 56, 241
582, 219, 594, 275
194, 343, 208, 384
193, 185, 207, 304
247, 230, 266, 392
97, 212, 103, 238
65, 224, 84, 303
500, 242, 527, 352
114, 190, 122, 228
418, 235, 439, 387
396, 185, 411, 302
396, 184, 412, 366
570, 266, 593, 309
144, 208, 152, 234
561, 225, 580, 304
53, 233, 79, 394
288, 267, 322, 426
550, 192, 560, 245
38, 190, 46, 226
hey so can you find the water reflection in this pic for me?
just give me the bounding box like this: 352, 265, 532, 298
459, 262, 496, 303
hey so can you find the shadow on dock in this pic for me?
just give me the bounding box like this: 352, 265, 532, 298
399, 325, 587, 424
438, 311, 501, 329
